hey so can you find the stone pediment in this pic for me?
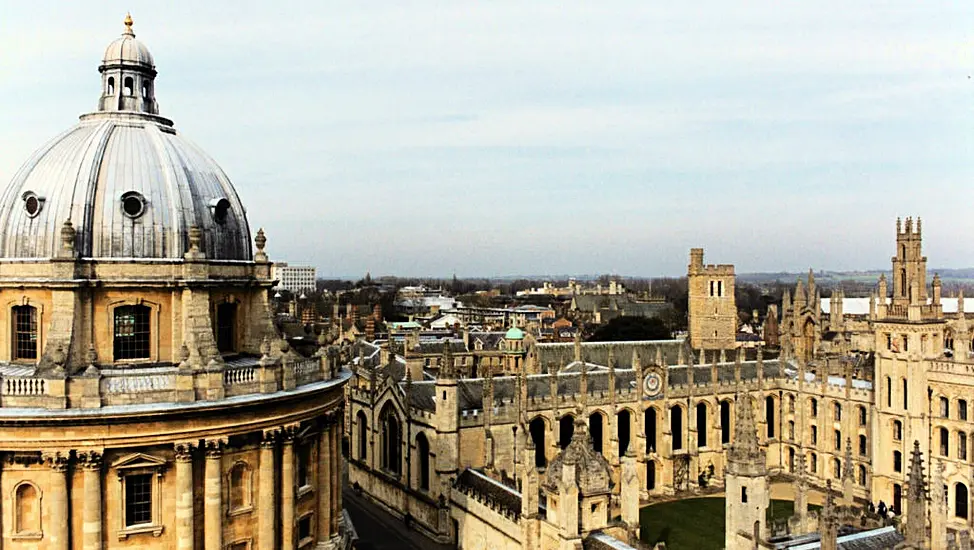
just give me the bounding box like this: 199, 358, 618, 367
111, 452, 167, 472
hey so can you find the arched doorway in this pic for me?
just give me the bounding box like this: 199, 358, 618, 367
893, 483, 902, 514
590, 412, 605, 454
646, 408, 657, 453
529, 417, 547, 467
559, 415, 575, 449
671, 406, 683, 451
696, 402, 708, 448
617, 409, 632, 456
720, 400, 731, 444
416, 433, 430, 490
957, 483, 969, 519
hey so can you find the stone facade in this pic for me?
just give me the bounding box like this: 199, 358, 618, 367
0, 16, 350, 550
349, 218, 974, 549
688, 248, 737, 350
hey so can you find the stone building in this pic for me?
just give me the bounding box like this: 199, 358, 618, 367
0, 16, 350, 550
688, 247, 738, 350
347, 219, 974, 548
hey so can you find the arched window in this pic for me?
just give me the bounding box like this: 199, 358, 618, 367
788, 447, 795, 472
696, 403, 708, 448
765, 396, 775, 439
356, 411, 368, 461
810, 452, 817, 474
788, 421, 795, 441
617, 409, 632, 456
893, 420, 902, 441
141, 83, 148, 99
902, 378, 908, 409
788, 394, 796, 413
645, 408, 657, 453
12, 305, 38, 361
216, 302, 237, 353
810, 398, 818, 418
380, 405, 402, 475
900, 269, 907, 296
646, 460, 656, 490
859, 434, 867, 456
114, 304, 151, 360
720, 400, 731, 444
14, 482, 41, 535
858, 465, 867, 486
529, 417, 546, 467
123, 76, 134, 96
858, 406, 867, 426
941, 396, 950, 418
416, 433, 430, 490
589, 412, 604, 454
834, 429, 841, 451
961, 399, 969, 421
670, 406, 683, 451
886, 376, 892, 407
894, 450, 902, 473
893, 484, 902, 514
959, 432, 968, 461
107, 76, 115, 95
559, 415, 575, 450
940, 427, 950, 457
811, 425, 818, 445
297, 442, 312, 488
957, 483, 969, 519
833, 458, 841, 479
833, 402, 841, 422
228, 461, 252, 513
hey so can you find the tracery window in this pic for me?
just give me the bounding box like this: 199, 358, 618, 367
114, 305, 150, 360
381, 405, 402, 475
12, 305, 38, 361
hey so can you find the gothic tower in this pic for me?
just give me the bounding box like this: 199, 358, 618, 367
891, 217, 927, 308
688, 248, 737, 350
724, 389, 769, 550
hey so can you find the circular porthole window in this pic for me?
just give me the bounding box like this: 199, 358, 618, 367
21, 191, 44, 218
209, 197, 231, 224
120, 191, 147, 219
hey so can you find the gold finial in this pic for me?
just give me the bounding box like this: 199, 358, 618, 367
123, 13, 134, 35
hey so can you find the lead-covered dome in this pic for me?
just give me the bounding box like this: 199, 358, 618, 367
0, 15, 252, 261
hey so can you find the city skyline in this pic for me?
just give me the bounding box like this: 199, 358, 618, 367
0, 2, 972, 277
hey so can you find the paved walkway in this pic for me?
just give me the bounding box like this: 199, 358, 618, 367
344, 488, 454, 550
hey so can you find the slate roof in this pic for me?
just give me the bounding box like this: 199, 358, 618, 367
772, 526, 904, 550
571, 295, 673, 319
584, 532, 638, 550
536, 340, 689, 373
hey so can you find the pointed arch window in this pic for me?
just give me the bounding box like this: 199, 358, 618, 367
416, 433, 431, 490
381, 405, 402, 476
12, 305, 38, 361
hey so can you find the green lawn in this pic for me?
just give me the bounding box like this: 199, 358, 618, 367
640, 498, 817, 550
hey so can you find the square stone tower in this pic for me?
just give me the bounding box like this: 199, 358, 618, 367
688, 248, 737, 350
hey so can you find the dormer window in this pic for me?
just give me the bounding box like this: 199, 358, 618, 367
120, 191, 146, 219
21, 192, 44, 218
209, 198, 231, 224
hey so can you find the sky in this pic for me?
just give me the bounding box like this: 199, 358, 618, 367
0, 2, 972, 278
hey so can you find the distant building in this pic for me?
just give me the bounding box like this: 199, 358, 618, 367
273, 262, 317, 293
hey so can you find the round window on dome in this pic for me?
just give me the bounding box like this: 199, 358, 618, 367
120, 191, 146, 219
209, 198, 231, 224
21, 192, 44, 218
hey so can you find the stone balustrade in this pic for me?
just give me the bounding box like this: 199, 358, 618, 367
0, 352, 339, 410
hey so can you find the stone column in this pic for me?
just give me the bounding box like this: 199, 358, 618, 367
259, 431, 278, 550
331, 418, 341, 534
317, 422, 333, 543
83, 452, 103, 550
175, 443, 196, 550
46, 452, 70, 550
204, 441, 224, 550
282, 429, 297, 550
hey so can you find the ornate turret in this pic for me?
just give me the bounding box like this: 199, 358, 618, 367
542, 417, 613, 538
725, 389, 769, 550
98, 14, 160, 115
905, 440, 928, 548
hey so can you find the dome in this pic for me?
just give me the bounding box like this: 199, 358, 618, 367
0, 16, 252, 261
101, 13, 154, 68
505, 327, 524, 340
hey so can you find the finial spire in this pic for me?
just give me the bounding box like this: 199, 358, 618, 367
123, 13, 135, 36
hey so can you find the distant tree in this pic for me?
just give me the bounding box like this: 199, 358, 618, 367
588, 316, 671, 342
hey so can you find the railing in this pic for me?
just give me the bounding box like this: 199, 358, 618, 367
224, 367, 256, 386
293, 359, 320, 385
3, 377, 46, 396
103, 374, 175, 394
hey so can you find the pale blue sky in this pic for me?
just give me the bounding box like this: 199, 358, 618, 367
0, 2, 972, 277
